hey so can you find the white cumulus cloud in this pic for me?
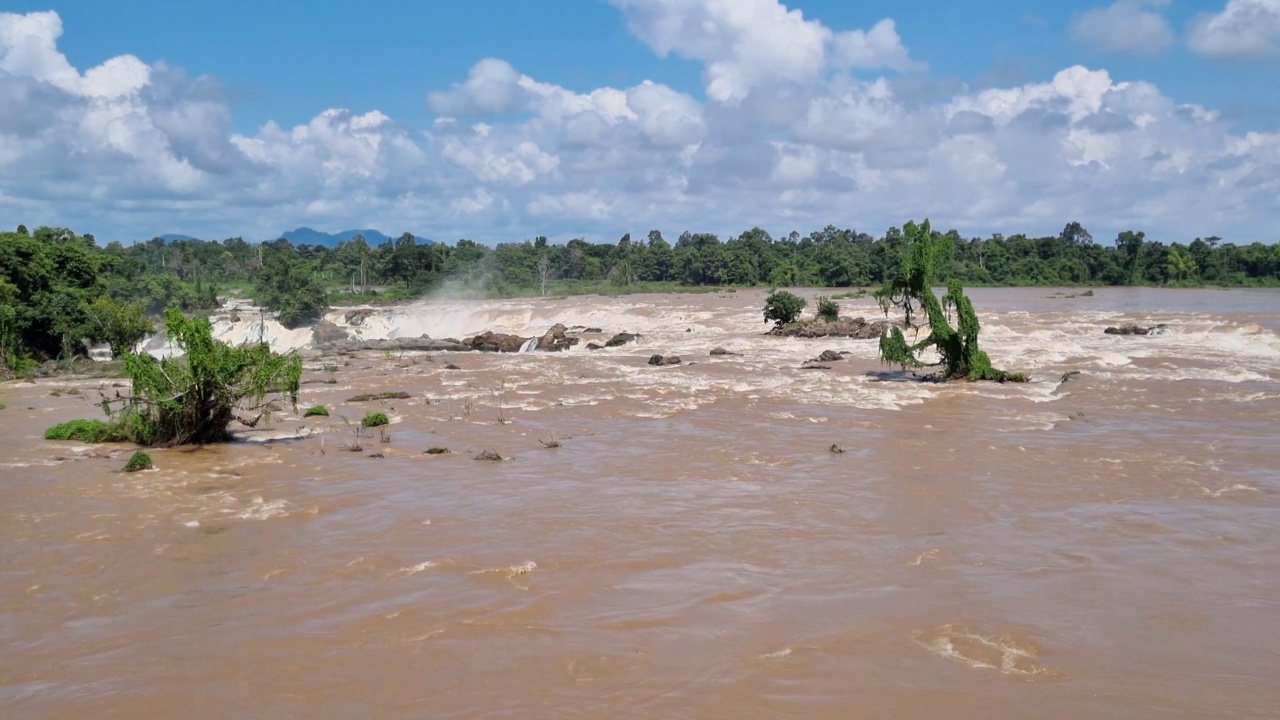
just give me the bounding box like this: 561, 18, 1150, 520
1070, 0, 1175, 56
0, 8, 1277, 245
1187, 0, 1280, 59
610, 0, 919, 103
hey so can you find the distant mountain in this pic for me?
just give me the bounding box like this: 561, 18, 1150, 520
277, 227, 433, 247
143, 228, 433, 246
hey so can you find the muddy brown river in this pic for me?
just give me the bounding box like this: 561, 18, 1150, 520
2, 287, 1278, 718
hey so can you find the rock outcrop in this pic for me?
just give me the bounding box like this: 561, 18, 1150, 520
816, 349, 845, 362
343, 309, 377, 326
768, 316, 889, 339
466, 331, 530, 353
311, 321, 351, 346
535, 323, 579, 352
605, 332, 639, 347
648, 354, 682, 366
710, 347, 739, 356
315, 335, 466, 354
1104, 324, 1170, 336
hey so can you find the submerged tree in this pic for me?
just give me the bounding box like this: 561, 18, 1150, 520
97, 308, 302, 446
876, 220, 1027, 382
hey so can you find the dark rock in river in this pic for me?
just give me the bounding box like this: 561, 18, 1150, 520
606, 332, 639, 347
535, 323, 579, 352
1104, 324, 1170, 336
769, 317, 889, 339
311, 320, 350, 346
800, 362, 833, 370
586, 342, 604, 351
648, 354, 682, 366
315, 335, 467, 354
344, 308, 377, 326
467, 331, 530, 353
710, 347, 738, 356
816, 349, 845, 363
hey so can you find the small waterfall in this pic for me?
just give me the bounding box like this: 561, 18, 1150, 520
518, 337, 539, 353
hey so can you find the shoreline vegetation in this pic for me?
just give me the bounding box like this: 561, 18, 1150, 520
3, 220, 1278, 374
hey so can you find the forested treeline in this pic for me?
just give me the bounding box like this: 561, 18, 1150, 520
2, 221, 1277, 368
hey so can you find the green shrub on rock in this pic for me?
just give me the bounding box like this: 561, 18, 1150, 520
763, 290, 806, 328
303, 405, 329, 417
362, 412, 389, 428
123, 451, 152, 472
815, 296, 840, 323
44, 418, 127, 442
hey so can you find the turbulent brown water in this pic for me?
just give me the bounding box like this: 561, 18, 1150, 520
3, 287, 1279, 718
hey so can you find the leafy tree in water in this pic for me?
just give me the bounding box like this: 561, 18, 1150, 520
83, 295, 153, 358
876, 220, 1026, 382
815, 296, 840, 323
763, 290, 806, 327
256, 241, 329, 327
99, 308, 302, 446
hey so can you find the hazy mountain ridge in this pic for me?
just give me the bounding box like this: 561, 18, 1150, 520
151, 228, 433, 246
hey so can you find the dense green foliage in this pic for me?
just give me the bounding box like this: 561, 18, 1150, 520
361, 412, 390, 428
101, 309, 302, 446
815, 296, 840, 323
303, 405, 330, 417
255, 239, 329, 327
44, 418, 129, 442
764, 290, 807, 327
123, 451, 153, 472
876, 220, 1026, 383
3, 221, 1278, 371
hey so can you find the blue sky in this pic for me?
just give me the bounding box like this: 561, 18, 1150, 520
1, 0, 1278, 244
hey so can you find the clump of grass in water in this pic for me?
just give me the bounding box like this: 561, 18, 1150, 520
123, 451, 152, 472
44, 418, 128, 442
539, 432, 561, 448
424, 447, 451, 455
474, 448, 502, 461
303, 405, 329, 418
362, 412, 389, 428
347, 391, 411, 402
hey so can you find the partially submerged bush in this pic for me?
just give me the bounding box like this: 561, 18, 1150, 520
44, 418, 128, 443
424, 446, 451, 455
99, 308, 302, 446
474, 448, 502, 461
303, 405, 329, 417
362, 412, 389, 428
763, 290, 806, 327
876, 220, 1027, 382
815, 296, 840, 323
123, 451, 152, 472
348, 391, 411, 402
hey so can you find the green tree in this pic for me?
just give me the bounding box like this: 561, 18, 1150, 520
256, 242, 329, 327
1166, 246, 1198, 284
763, 290, 806, 327
815, 295, 840, 323
83, 295, 153, 358
98, 308, 302, 446
876, 220, 1026, 382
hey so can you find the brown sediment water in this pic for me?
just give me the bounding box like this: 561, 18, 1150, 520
2, 287, 1278, 718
